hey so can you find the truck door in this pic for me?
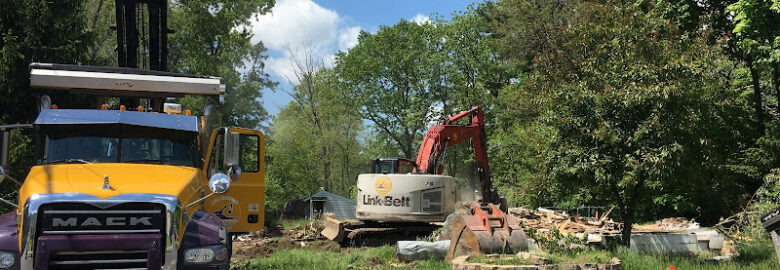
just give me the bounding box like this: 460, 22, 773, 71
203, 127, 265, 232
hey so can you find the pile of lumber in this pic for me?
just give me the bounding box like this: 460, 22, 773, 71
508, 207, 621, 236
632, 217, 700, 233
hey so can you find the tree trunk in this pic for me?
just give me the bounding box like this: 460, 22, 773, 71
747, 56, 765, 135
620, 204, 634, 246
90, 0, 106, 31
321, 145, 331, 191
774, 64, 779, 112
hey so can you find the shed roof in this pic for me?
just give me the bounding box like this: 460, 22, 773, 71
304, 191, 356, 204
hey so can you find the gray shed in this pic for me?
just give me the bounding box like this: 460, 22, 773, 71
303, 191, 357, 220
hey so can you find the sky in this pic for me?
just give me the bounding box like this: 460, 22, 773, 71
246, 0, 476, 117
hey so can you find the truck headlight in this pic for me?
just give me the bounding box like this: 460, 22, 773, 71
0, 252, 15, 268
183, 245, 226, 264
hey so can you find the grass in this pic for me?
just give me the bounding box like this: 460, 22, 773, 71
276, 219, 310, 230
619, 240, 780, 270
532, 248, 614, 264
232, 239, 780, 270
469, 254, 529, 265
231, 245, 449, 270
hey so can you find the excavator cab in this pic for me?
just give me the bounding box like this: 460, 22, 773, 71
371, 158, 416, 174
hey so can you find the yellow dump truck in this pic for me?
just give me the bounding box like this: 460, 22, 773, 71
0, 63, 265, 270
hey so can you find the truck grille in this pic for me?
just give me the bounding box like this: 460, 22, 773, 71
38, 203, 165, 235
49, 250, 148, 270
36, 203, 166, 269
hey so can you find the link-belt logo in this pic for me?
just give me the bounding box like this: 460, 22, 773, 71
362, 195, 411, 207
51, 217, 153, 227
375, 177, 392, 195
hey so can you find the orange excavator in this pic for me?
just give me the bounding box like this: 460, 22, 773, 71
323, 107, 527, 258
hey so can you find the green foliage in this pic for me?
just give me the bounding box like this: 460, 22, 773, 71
0, 0, 96, 205
516, 1, 755, 243
264, 68, 366, 209
727, 168, 780, 240
335, 20, 446, 159
525, 227, 588, 255
729, 0, 780, 58
171, 0, 276, 129
1, 0, 96, 124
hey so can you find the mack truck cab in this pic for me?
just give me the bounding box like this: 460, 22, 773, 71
0, 63, 265, 270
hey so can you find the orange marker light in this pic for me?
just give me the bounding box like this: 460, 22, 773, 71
119, 105, 126, 111
185, 109, 191, 115
51, 104, 58, 109
100, 104, 108, 110
137, 106, 144, 112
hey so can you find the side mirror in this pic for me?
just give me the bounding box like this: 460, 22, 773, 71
223, 129, 241, 181
209, 173, 231, 194
227, 165, 242, 182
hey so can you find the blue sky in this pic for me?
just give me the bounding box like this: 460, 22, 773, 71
247, 0, 476, 117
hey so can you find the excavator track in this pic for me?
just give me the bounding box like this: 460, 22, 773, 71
346, 225, 440, 246
324, 217, 440, 247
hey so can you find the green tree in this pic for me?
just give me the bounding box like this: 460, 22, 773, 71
528, 2, 752, 245
335, 20, 446, 159
728, 0, 780, 134
0, 0, 96, 212
171, 0, 276, 129
1, 0, 95, 124
264, 64, 366, 209
84, 0, 118, 65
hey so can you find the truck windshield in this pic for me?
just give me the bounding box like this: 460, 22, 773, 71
42, 125, 199, 167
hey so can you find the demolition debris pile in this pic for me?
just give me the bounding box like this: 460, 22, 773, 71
508, 207, 735, 257
508, 207, 707, 236
508, 207, 621, 236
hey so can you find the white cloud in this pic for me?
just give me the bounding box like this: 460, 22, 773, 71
338, 26, 362, 51
410, 13, 432, 25
265, 44, 337, 85
246, 0, 361, 84
264, 56, 297, 85
250, 0, 339, 51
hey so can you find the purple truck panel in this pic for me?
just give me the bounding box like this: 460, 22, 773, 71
34, 233, 162, 270
0, 212, 19, 252
181, 211, 222, 248
0, 212, 19, 270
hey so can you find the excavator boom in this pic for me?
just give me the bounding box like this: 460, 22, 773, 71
414, 107, 498, 206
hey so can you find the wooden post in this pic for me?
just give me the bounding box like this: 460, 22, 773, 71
771, 230, 780, 260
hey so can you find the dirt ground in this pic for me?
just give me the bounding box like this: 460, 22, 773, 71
231, 225, 342, 261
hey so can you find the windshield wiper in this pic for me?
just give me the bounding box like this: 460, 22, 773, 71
124, 159, 166, 164
46, 159, 92, 164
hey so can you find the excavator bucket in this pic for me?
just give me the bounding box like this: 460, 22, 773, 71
446, 203, 528, 260
322, 216, 346, 243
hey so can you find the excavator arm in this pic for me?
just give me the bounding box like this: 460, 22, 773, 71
413, 107, 527, 259
414, 107, 498, 206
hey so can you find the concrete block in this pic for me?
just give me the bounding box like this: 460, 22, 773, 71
708, 236, 724, 250
630, 234, 699, 254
